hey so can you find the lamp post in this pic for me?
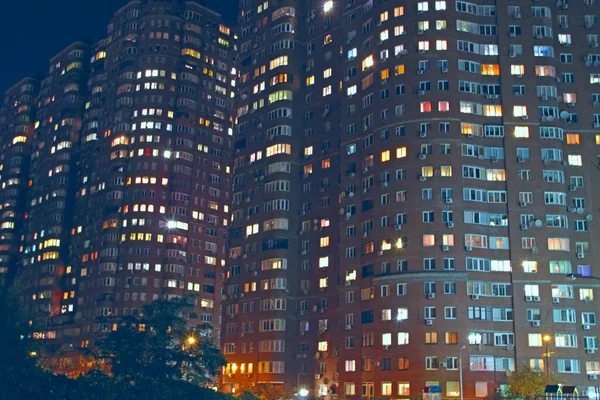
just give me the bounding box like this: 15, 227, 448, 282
459, 345, 466, 400
543, 334, 552, 385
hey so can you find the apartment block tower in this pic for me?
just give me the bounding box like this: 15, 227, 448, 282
0, 0, 235, 354
222, 0, 600, 398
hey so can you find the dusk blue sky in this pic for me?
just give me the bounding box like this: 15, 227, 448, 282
0, 0, 237, 97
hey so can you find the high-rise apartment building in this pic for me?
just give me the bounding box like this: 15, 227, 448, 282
222, 0, 600, 398
0, 0, 235, 356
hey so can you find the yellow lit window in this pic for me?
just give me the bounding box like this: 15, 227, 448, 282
513, 106, 528, 117
395, 65, 405, 75
484, 105, 502, 117
481, 64, 500, 75
304, 146, 313, 156
380, 11, 389, 21
381, 69, 389, 80
421, 166, 434, 177
442, 234, 455, 246
319, 278, 328, 288
323, 68, 332, 78
324, 34, 332, 45
318, 341, 328, 351
320, 237, 330, 247
182, 48, 201, 59
394, 6, 404, 16
514, 126, 530, 138
511, 65, 525, 75
522, 261, 538, 273
303, 165, 312, 174
322, 158, 331, 169
381, 150, 391, 162
423, 234, 436, 247
440, 166, 452, 177
436, 20, 447, 30
362, 55, 374, 71
396, 146, 407, 158
566, 133, 580, 145
306, 76, 315, 86
12, 136, 27, 144
595, 135, 600, 145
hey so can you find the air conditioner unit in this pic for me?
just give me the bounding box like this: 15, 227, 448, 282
418, 90, 426, 96
417, 29, 424, 35
522, 115, 529, 120
519, 201, 527, 208
344, 281, 351, 287
583, 324, 591, 330
315, 374, 322, 379
442, 245, 449, 252
439, 362, 447, 368
532, 321, 541, 327
491, 157, 498, 163
447, 222, 454, 228
252, 271, 258, 276
417, 69, 424, 75
301, 250, 308, 255
533, 296, 541, 302
445, 198, 453, 205
589, 374, 598, 380
441, 67, 448, 73
383, 345, 389, 350
419, 132, 427, 138
471, 294, 479, 300
395, 224, 402, 230
526, 296, 533, 302
377, 251, 384, 256
518, 157, 525, 163
427, 293, 436, 299
561, 23, 568, 28
577, 252, 585, 259
509, 51, 516, 58
345, 324, 352, 330
426, 319, 433, 325
532, 246, 538, 254
509, 32, 516, 37
594, 123, 600, 128
513, 13, 521, 19
586, 348, 596, 355
521, 224, 528, 231
419, 175, 427, 182
552, 297, 560, 304
419, 153, 427, 160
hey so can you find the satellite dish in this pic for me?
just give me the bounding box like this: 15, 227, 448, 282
586, 214, 593, 222
559, 111, 570, 119
401, 49, 408, 55
534, 220, 543, 228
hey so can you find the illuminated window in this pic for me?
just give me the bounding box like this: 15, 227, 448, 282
422, 166, 434, 177
436, 20, 447, 30
362, 55, 374, 71
511, 65, 525, 75
596, 135, 600, 145
566, 134, 580, 145
319, 256, 329, 268
323, 68, 332, 79
568, 155, 582, 166
395, 65, 405, 75
324, 0, 333, 12
269, 56, 289, 70
381, 69, 389, 80
304, 146, 313, 156
381, 150, 391, 162
380, 30, 389, 41
440, 166, 452, 177
319, 278, 328, 288
438, 101, 450, 112
382, 382, 393, 396
523, 261, 538, 273
435, 1, 447, 10
443, 234, 455, 246
563, 93, 577, 104
514, 126, 530, 138
318, 341, 328, 351
321, 159, 331, 168
394, 6, 404, 16
481, 64, 500, 75
182, 48, 201, 59
420, 102, 432, 113
306, 76, 314, 86
423, 235, 436, 247
418, 2, 429, 12
320, 237, 330, 247
484, 105, 503, 117
418, 41, 430, 51
396, 146, 407, 158
513, 106, 528, 117
323, 85, 332, 96
436, 40, 448, 50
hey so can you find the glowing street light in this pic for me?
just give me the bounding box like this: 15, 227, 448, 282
323, 1, 334, 13
167, 220, 177, 229
298, 388, 310, 397
543, 334, 553, 384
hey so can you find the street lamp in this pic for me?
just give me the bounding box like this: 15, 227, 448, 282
298, 388, 309, 398
187, 336, 196, 346
543, 334, 552, 384
566, 273, 600, 281
459, 345, 466, 400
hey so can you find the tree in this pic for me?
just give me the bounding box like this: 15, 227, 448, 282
507, 364, 558, 400
93, 296, 227, 397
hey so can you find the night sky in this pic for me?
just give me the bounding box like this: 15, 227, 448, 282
0, 0, 238, 97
